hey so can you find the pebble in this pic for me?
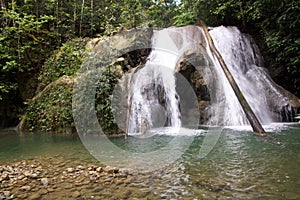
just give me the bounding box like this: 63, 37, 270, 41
82, 180, 90, 185
104, 166, 119, 174
35, 166, 43, 171
17, 175, 25, 180
1, 174, 9, 181
41, 178, 49, 186
96, 167, 102, 172
47, 188, 55, 192
64, 183, 73, 189
67, 168, 74, 173
38, 188, 48, 195
20, 185, 31, 191
3, 191, 10, 196
71, 191, 81, 198
31, 173, 38, 179
0, 159, 147, 199
18, 193, 28, 199
23, 171, 32, 177
28, 193, 41, 200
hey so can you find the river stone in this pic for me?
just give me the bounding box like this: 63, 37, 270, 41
23, 171, 32, 177
28, 193, 41, 200
82, 180, 90, 185
76, 165, 84, 170
20, 185, 31, 191
64, 183, 73, 189
18, 193, 28, 199
66, 168, 74, 173
96, 167, 102, 172
71, 191, 81, 198
35, 166, 43, 171
47, 188, 55, 192
3, 191, 10, 198
17, 175, 25, 180
104, 166, 119, 174
31, 173, 38, 179
41, 178, 49, 186
1, 173, 9, 181
38, 188, 48, 195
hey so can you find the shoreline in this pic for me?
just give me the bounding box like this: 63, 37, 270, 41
0, 156, 154, 200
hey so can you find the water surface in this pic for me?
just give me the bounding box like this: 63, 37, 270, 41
0, 123, 299, 199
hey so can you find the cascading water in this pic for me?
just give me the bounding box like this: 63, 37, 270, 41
126, 25, 299, 133
127, 29, 182, 134
206, 26, 300, 126
206, 26, 274, 126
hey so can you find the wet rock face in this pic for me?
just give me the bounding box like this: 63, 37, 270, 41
175, 47, 212, 125
111, 30, 214, 126
254, 70, 300, 122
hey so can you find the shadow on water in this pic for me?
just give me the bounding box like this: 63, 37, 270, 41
0, 130, 94, 164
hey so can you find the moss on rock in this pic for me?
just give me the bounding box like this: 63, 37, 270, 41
37, 38, 89, 93
21, 75, 75, 134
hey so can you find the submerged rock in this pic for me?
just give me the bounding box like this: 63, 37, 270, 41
41, 178, 49, 187
28, 193, 41, 200
104, 166, 119, 174
71, 191, 81, 198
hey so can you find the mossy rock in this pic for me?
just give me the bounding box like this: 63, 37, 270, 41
20, 29, 153, 135
37, 38, 89, 93
20, 75, 75, 134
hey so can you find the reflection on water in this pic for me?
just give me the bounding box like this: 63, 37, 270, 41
181, 125, 300, 199
0, 123, 299, 199
0, 131, 94, 164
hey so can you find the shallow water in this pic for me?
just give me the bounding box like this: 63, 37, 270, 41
0, 123, 300, 199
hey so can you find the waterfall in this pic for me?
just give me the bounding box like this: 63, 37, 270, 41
205, 26, 274, 126
126, 25, 299, 134
127, 28, 182, 134
206, 26, 300, 126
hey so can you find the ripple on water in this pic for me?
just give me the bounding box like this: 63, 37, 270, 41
0, 125, 300, 199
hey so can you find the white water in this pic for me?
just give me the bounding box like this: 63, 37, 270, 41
127, 25, 297, 134
207, 26, 275, 126
127, 28, 182, 134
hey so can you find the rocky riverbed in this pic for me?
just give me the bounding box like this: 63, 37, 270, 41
0, 155, 159, 200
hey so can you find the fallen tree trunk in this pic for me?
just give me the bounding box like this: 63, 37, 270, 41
200, 21, 268, 137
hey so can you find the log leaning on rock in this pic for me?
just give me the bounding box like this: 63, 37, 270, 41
199, 21, 268, 137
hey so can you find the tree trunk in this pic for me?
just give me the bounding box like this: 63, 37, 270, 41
79, 0, 85, 36
199, 21, 268, 137
73, 0, 77, 34
238, 1, 246, 31
90, 0, 93, 35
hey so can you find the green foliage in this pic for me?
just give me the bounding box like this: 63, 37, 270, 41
95, 65, 123, 135
0, 0, 179, 101
145, 0, 179, 28
25, 78, 75, 133
38, 38, 88, 90
173, 3, 196, 27
0, 2, 57, 101
259, 0, 300, 94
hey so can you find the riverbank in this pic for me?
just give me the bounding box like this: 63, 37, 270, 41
0, 155, 155, 200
